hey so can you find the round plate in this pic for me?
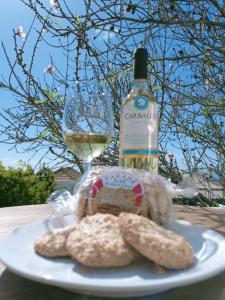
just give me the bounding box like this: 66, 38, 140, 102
0, 218, 225, 298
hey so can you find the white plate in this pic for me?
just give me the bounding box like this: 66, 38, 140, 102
0, 217, 225, 298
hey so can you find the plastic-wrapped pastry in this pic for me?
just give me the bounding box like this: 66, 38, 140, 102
74, 166, 175, 226
48, 166, 196, 227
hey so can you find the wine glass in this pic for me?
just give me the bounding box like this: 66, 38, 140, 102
62, 80, 113, 172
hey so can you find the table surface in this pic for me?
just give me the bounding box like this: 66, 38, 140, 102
0, 204, 225, 300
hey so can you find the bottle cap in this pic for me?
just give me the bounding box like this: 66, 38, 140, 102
134, 48, 148, 79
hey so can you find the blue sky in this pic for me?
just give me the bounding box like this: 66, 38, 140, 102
0, 0, 119, 170
0, 1, 35, 168
0, 0, 85, 169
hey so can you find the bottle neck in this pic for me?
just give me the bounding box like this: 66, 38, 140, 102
131, 79, 149, 90
133, 48, 148, 79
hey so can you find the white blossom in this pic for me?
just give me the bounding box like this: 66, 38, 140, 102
17, 25, 26, 39
49, 0, 59, 12
204, 79, 209, 90
166, 152, 174, 162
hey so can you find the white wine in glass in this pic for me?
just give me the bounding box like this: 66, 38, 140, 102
62, 81, 113, 171
63, 132, 112, 163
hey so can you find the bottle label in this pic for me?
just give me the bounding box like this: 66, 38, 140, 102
134, 96, 149, 110
120, 96, 159, 158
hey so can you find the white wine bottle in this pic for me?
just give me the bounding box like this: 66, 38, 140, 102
119, 48, 159, 173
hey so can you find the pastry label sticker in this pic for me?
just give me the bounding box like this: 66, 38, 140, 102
91, 170, 144, 206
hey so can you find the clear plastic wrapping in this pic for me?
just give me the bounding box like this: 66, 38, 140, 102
48, 166, 197, 227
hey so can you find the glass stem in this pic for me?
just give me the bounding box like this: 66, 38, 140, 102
83, 162, 91, 173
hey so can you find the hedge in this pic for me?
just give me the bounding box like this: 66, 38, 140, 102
0, 163, 55, 207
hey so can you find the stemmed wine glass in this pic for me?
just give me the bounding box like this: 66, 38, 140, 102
62, 80, 113, 172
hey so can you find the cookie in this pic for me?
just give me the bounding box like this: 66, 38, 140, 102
34, 225, 75, 257
66, 213, 139, 267
119, 213, 194, 270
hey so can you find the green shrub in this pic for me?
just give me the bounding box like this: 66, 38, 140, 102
0, 163, 56, 207
173, 193, 220, 207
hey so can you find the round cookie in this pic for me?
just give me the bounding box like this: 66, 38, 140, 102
66, 213, 138, 267
34, 225, 75, 257
119, 213, 194, 270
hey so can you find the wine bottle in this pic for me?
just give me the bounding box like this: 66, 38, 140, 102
119, 48, 159, 173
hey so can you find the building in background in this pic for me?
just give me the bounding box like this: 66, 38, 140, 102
54, 167, 80, 193
195, 177, 224, 200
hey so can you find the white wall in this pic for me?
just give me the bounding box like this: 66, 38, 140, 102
198, 188, 223, 199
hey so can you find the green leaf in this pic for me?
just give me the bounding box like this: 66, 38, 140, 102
34, 91, 60, 104
39, 128, 51, 139
153, 85, 160, 91
34, 99, 45, 104
51, 93, 60, 100
104, 66, 132, 84
76, 16, 81, 24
